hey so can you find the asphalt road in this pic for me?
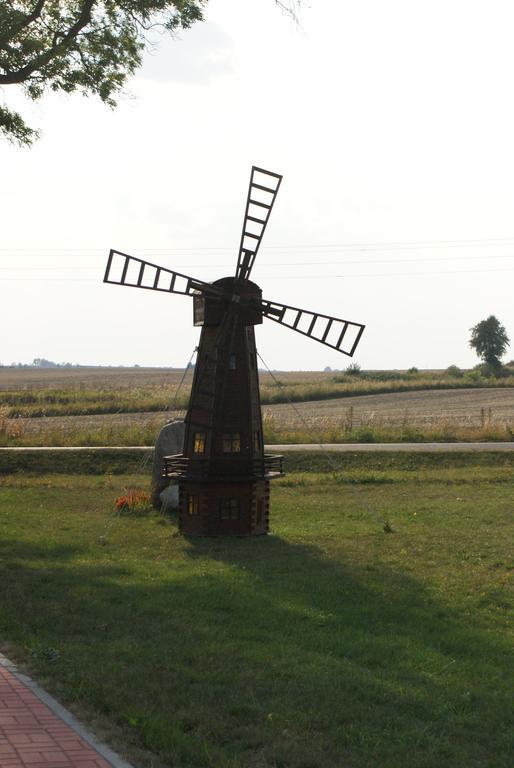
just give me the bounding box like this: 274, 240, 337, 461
268, 442, 514, 452
1, 443, 514, 452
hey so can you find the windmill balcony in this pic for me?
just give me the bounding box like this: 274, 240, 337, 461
162, 454, 284, 481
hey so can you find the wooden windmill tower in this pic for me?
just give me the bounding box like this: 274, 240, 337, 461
104, 167, 365, 536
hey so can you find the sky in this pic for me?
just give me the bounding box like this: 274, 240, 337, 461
1, 0, 514, 371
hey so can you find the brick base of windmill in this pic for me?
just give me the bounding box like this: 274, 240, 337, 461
176, 478, 270, 536
152, 420, 279, 536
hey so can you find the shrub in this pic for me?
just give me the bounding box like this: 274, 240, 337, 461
407, 367, 419, 374
479, 362, 509, 378
446, 365, 463, 378
354, 428, 376, 443
464, 369, 482, 381
345, 363, 362, 377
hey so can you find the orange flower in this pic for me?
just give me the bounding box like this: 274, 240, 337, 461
114, 489, 151, 513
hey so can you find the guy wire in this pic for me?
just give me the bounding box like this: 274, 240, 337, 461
168, 346, 199, 415
256, 351, 393, 533
98, 348, 198, 543
135, 345, 198, 476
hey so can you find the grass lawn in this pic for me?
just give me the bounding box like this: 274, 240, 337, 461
0, 465, 513, 767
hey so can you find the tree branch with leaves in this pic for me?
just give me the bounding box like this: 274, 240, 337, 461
0, 0, 206, 145
0, 0, 302, 146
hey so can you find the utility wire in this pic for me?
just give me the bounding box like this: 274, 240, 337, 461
4, 266, 514, 280
3, 252, 514, 269
3, 235, 514, 252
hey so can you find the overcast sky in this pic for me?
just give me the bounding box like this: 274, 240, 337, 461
1, 0, 514, 370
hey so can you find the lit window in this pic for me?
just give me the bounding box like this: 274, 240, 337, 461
193, 431, 206, 453
229, 353, 236, 370
222, 433, 241, 452
187, 495, 200, 516
220, 498, 240, 520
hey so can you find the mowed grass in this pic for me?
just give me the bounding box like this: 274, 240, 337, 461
0, 464, 513, 767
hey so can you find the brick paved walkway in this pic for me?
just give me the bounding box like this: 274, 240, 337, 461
0, 663, 114, 768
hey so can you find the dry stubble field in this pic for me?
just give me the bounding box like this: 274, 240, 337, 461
1, 366, 514, 444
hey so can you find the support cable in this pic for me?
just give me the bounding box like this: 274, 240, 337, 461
256, 351, 393, 533
136, 345, 198, 475
97, 348, 198, 543
167, 346, 198, 415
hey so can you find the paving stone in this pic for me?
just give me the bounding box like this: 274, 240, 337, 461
0, 655, 135, 768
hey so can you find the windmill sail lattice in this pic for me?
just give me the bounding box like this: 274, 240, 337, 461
260, 299, 365, 357
235, 167, 282, 281
104, 249, 223, 298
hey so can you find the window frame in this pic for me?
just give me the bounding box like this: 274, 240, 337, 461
222, 432, 241, 453
193, 431, 206, 454
219, 497, 240, 520
187, 495, 200, 516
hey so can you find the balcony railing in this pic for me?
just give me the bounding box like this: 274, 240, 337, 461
163, 453, 284, 480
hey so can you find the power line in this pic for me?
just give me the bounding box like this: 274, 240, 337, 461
3, 252, 514, 270
3, 236, 514, 253
3, 266, 514, 281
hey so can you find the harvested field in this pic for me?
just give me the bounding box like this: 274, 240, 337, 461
10, 387, 514, 433
2, 364, 514, 445
8, 409, 184, 439
2, 387, 514, 445
265, 387, 514, 428
3, 366, 514, 420
0, 366, 332, 397
0, 366, 185, 390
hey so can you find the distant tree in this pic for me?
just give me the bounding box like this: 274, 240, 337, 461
0, 0, 301, 146
32, 357, 57, 368
469, 315, 510, 374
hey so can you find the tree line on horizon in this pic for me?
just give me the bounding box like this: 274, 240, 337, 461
1, 315, 510, 374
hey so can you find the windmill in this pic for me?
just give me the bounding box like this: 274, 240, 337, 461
104, 167, 365, 536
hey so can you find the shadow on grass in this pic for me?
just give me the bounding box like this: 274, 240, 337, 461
0, 532, 512, 768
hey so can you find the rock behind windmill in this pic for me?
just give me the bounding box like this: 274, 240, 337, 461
104, 167, 365, 536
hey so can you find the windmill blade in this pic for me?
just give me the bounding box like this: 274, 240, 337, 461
260, 299, 365, 357
235, 167, 282, 281
104, 249, 224, 298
